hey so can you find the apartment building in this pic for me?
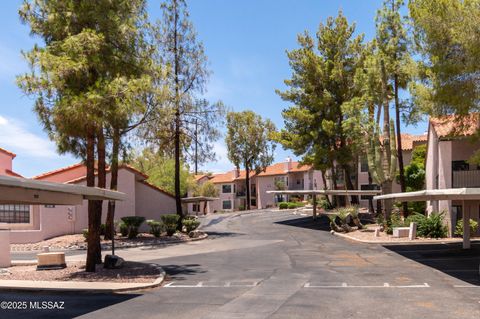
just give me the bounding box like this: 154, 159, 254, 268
425, 113, 480, 236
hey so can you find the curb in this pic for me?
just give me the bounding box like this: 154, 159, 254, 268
11, 233, 209, 254
331, 231, 480, 245
0, 264, 166, 294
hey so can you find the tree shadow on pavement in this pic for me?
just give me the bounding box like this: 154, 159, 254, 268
274, 215, 331, 231
204, 231, 244, 239
383, 242, 480, 286
1, 291, 141, 319
161, 263, 207, 281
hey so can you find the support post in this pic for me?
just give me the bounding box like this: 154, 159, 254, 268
312, 193, 317, 220
462, 201, 470, 249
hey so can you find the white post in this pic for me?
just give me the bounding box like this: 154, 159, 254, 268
462, 201, 470, 249
0, 229, 11, 268
409, 222, 417, 241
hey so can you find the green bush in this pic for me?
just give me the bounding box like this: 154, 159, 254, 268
287, 202, 297, 209
100, 223, 106, 236
147, 220, 163, 238
406, 212, 447, 238
121, 216, 146, 239
386, 212, 406, 234
454, 219, 479, 236
118, 221, 129, 237
182, 219, 200, 233
318, 197, 332, 210
279, 202, 288, 209
82, 229, 88, 240
161, 214, 180, 236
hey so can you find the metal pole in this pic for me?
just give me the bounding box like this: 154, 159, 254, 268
462, 200, 470, 249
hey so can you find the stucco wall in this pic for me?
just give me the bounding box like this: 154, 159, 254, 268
35, 165, 87, 183
0, 152, 13, 174
135, 181, 176, 223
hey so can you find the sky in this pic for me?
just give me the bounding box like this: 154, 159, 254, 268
0, 0, 428, 177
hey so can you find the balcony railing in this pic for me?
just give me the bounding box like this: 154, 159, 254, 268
452, 170, 480, 188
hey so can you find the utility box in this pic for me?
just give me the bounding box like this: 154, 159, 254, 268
37, 252, 66, 270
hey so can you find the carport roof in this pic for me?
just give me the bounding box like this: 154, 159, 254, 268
373, 188, 480, 201
267, 189, 382, 196
181, 196, 219, 203
0, 175, 126, 205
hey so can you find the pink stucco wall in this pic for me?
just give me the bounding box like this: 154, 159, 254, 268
0, 152, 13, 174
8, 167, 176, 243
34, 165, 87, 183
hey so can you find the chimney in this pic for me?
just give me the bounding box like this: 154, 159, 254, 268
232, 168, 240, 179
284, 157, 293, 172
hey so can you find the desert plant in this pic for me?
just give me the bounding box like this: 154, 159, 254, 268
100, 223, 106, 236
318, 197, 332, 210
161, 214, 180, 236
454, 219, 479, 237
182, 219, 200, 233
147, 220, 164, 238
279, 202, 288, 209
407, 212, 447, 238
118, 221, 129, 237
336, 208, 353, 233
82, 229, 89, 240
347, 206, 364, 229
327, 213, 343, 232
121, 216, 146, 239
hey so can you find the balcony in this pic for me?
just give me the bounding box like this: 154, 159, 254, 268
452, 170, 480, 188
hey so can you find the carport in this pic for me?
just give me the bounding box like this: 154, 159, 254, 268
266, 189, 382, 219
0, 175, 126, 267
182, 196, 219, 215
374, 188, 480, 249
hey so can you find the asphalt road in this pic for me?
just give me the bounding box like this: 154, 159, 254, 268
2, 209, 480, 319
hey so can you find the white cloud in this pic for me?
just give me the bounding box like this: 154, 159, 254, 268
0, 115, 58, 158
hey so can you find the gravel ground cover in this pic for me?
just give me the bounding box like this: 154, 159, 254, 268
1, 261, 160, 283
11, 232, 196, 252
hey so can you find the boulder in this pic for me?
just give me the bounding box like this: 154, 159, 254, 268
188, 230, 205, 239
104, 254, 124, 269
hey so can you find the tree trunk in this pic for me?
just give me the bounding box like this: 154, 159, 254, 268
343, 164, 358, 205
382, 181, 393, 220
321, 170, 332, 208
394, 74, 408, 215
367, 171, 375, 214
86, 128, 98, 272
245, 163, 250, 210
94, 128, 106, 264
331, 166, 339, 208
173, 1, 183, 225
105, 128, 119, 241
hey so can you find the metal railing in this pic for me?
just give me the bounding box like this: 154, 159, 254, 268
452, 170, 480, 188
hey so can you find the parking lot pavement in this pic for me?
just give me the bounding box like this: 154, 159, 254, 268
2, 210, 480, 319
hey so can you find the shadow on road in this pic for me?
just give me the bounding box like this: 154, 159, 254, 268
1, 291, 140, 319
162, 263, 206, 281
204, 231, 244, 239
384, 242, 480, 285
274, 215, 331, 231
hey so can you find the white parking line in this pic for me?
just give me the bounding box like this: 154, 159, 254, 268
164, 281, 259, 288
304, 282, 430, 288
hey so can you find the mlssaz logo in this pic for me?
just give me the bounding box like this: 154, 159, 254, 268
29, 301, 65, 310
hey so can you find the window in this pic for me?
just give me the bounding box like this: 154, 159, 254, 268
222, 184, 232, 193
360, 184, 380, 200
192, 204, 200, 212
251, 198, 257, 207
296, 179, 300, 185
222, 200, 232, 210
452, 160, 469, 171
360, 157, 369, 172
251, 184, 256, 194
0, 205, 30, 223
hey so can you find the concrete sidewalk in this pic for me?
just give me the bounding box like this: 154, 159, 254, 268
0, 267, 165, 293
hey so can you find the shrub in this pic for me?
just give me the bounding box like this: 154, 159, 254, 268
386, 212, 405, 234
82, 229, 88, 240
318, 197, 332, 210
182, 219, 200, 233
100, 223, 106, 236
454, 219, 479, 236
279, 202, 288, 209
406, 212, 447, 238
287, 202, 297, 209
161, 214, 180, 236
147, 220, 163, 238
121, 216, 146, 239
118, 221, 129, 237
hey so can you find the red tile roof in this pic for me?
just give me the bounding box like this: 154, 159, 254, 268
430, 113, 479, 139
32, 163, 85, 180
256, 161, 311, 177
400, 133, 428, 151
0, 147, 16, 158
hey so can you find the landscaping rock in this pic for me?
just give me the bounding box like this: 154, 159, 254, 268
188, 230, 205, 238
104, 255, 125, 269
